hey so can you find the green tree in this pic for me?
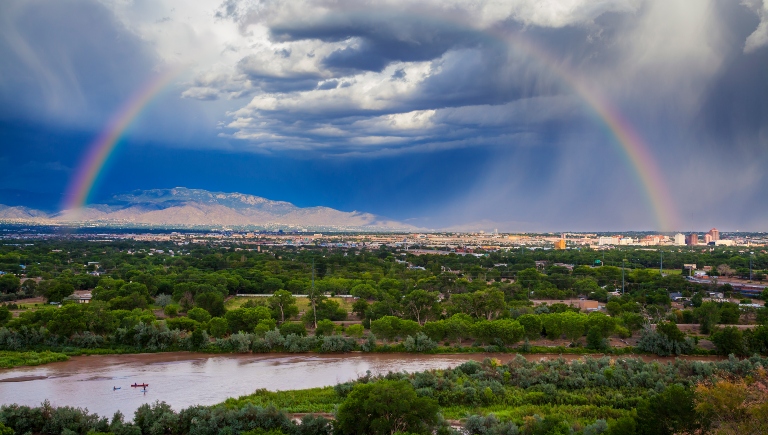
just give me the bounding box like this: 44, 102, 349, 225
187, 307, 212, 323
560, 312, 587, 343
267, 290, 298, 323
195, 291, 225, 317
711, 326, 745, 356
315, 319, 336, 336
401, 290, 438, 325
0, 274, 21, 294
335, 380, 439, 435
637, 384, 698, 435
225, 307, 271, 333
517, 314, 542, 340
695, 302, 721, 334
208, 317, 228, 338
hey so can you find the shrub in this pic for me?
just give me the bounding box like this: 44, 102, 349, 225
335, 380, 439, 435
164, 304, 179, 318
314, 319, 336, 337
403, 333, 437, 352
279, 322, 307, 337
319, 335, 355, 353
187, 307, 212, 324
346, 324, 364, 338
208, 317, 228, 338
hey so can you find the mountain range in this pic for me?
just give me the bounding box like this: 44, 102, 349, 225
0, 188, 415, 231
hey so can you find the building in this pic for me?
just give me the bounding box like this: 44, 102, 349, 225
708, 228, 720, 241
674, 233, 686, 245
704, 233, 713, 244
685, 233, 699, 246
554, 239, 566, 250
598, 236, 620, 245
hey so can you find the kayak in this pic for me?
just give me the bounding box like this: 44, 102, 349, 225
131, 383, 148, 388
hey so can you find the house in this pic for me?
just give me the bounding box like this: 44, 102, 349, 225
669, 292, 684, 301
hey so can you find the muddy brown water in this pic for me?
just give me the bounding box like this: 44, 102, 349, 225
0, 352, 724, 418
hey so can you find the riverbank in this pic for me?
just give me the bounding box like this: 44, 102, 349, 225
0, 350, 69, 369
0, 341, 721, 369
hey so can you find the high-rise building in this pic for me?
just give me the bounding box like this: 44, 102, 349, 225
554, 239, 566, 250
674, 233, 686, 245
708, 228, 720, 241
685, 233, 699, 246
704, 234, 713, 244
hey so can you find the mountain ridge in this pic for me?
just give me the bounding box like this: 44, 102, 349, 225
0, 188, 416, 230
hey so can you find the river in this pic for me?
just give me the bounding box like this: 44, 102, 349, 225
0, 352, 723, 418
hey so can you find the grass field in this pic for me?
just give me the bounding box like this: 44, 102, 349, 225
225, 296, 355, 314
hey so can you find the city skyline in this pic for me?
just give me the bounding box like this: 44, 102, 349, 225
1, 0, 767, 232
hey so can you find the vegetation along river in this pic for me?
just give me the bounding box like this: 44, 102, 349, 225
0, 352, 724, 418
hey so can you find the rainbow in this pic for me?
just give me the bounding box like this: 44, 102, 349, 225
63, 67, 183, 212
62, 18, 678, 230
496, 31, 680, 230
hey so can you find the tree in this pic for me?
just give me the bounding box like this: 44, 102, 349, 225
208, 317, 228, 338
717, 264, 735, 277
606, 300, 622, 316
695, 368, 768, 434
560, 312, 587, 343
710, 326, 745, 356
225, 307, 271, 333
401, 290, 438, 325
45, 282, 74, 303
195, 291, 225, 317
315, 319, 336, 336
541, 313, 564, 340
637, 384, 698, 435
586, 312, 617, 337
0, 274, 21, 294
695, 302, 721, 334
187, 307, 212, 323
335, 380, 439, 435
518, 314, 542, 340
267, 290, 298, 323
352, 299, 369, 319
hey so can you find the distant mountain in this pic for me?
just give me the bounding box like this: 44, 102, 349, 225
0, 188, 415, 231
0, 204, 50, 220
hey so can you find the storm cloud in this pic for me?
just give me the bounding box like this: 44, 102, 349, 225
0, 0, 766, 230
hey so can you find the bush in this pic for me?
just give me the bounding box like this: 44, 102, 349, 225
586, 326, 609, 351
335, 380, 439, 435
208, 317, 229, 338
345, 324, 364, 338
279, 322, 306, 337
319, 335, 355, 353
164, 304, 179, 318
403, 333, 437, 352
315, 319, 336, 337
187, 307, 212, 323
636, 325, 694, 356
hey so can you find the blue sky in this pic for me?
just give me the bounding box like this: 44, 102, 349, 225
1, 0, 767, 231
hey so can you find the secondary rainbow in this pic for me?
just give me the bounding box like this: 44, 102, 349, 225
63, 67, 182, 211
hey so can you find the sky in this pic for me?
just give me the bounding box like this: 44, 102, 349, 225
0, 0, 767, 232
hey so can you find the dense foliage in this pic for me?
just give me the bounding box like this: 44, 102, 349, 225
1, 240, 767, 359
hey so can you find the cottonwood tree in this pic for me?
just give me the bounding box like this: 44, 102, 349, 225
401, 289, 438, 325
267, 290, 298, 323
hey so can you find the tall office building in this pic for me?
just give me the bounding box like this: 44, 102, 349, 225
708, 228, 720, 241
674, 233, 686, 245
686, 233, 699, 246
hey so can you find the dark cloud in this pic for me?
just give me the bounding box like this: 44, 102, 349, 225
0, 0, 157, 128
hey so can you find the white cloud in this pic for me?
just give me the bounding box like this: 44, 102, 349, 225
743, 0, 768, 53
